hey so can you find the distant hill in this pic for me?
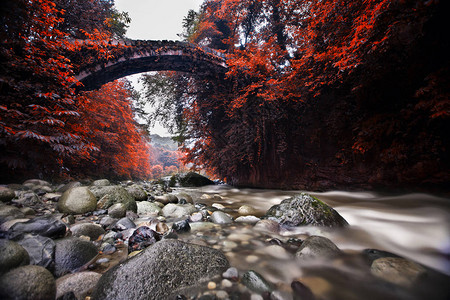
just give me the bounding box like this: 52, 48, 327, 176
149, 134, 178, 151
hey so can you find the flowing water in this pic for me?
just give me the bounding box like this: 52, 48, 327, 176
174, 185, 450, 299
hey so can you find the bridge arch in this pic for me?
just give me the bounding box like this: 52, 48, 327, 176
74, 40, 227, 91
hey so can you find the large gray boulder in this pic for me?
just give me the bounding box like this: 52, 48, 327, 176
162, 203, 196, 219
0, 239, 30, 274
264, 193, 348, 227
96, 186, 137, 213
125, 184, 148, 201
177, 172, 214, 187
54, 237, 98, 277
91, 239, 229, 300
0, 265, 56, 300
56, 271, 102, 300
295, 235, 341, 261
70, 223, 105, 240
0, 187, 15, 203
58, 187, 97, 214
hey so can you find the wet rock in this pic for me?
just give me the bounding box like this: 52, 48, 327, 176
0, 219, 29, 232
172, 219, 191, 233
291, 281, 315, 300
271, 290, 293, 300
126, 184, 148, 201
0, 265, 56, 300
13, 191, 40, 206
0, 187, 16, 202
91, 179, 110, 186
210, 211, 233, 224
241, 270, 274, 294
107, 203, 127, 218
177, 172, 215, 187
176, 192, 194, 204
137, 201, 161, 215
362, 248, 401, 264
112, 217, 136, 231
212, 203, 226, 210
189, 222, 220, 232
91, 239, 229, 300
70, 223, 105, 240
370, 257, 427, 287
0, 239, 30, 274
43, 192, 62, 202
235, 216, 260, 224
8, 215, 67, 240
58, 187, 97, 214
99, 216, 116, 228
295, 236, 341, 261
23, 179, 51, 187
56, 182, 81, 193
96, 186, 137, 212
128, 226, 160, 252
264, 193, 348, 227
0, 205, 25, 224
155, 194, 178, 205
17, 234, 55, 268
238, 205, 258, 216
56, 271, 101, 300
54, 237, 98, 277
32, 185, 53, 195
254, 219, 280, 234
162, 203, 196, 219
222, 267, 239, 280
190, 212, 204, 222
21, 207, 35, 216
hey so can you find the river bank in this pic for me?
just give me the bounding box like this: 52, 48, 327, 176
1, 178, 449, 299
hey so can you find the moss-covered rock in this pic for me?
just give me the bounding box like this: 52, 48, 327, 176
263, 193, 348, 227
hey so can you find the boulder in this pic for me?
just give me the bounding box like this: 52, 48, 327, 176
177, 172, 214, 187
96, 186, 137, 213
91, 239, 229, 299
162, 203, 196, 219
154, 194, 178, 205
0, 187, 16, 203
70, 223, 105, 240
17, 234, 55, 268
241, 270, 274, 294
13, 191, 41, 206
91, 179, 110, 186
8, 215, 67, 240
125, 184, 148, 201
210, 211, 233, 224
371, 257, 427, 287
58, 187, 97, 214
23, 179, 51, 187
295, 236, 341, 261
54, 237, 98, 277
107, 203, 127, 218
0, 239, 30, 274
0, 205, 25, 224
264, 193, 348, 227
56, 271, 101, 300
137, 201, 162, 216
0, 265, 56, 300
238, 205, 258, 216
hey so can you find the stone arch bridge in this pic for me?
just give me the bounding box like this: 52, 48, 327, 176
73, 40, 227, 91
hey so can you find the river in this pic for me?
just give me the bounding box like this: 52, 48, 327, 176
174, 185, 450, 299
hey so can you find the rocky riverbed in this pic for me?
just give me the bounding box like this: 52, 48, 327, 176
0, 177, 449, 300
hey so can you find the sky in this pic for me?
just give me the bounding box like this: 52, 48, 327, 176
114, 0, 205, 136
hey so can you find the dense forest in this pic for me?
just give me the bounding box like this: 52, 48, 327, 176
147, 0, 449, 191
1, 0, 449, 191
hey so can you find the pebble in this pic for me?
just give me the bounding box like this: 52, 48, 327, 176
235, 216, 260, 224
241, 270, 274, 294
212, 203, 226, 210
207, 281, 217, 289
238, 205, 258, 215
228, 233, 253, 242
215, 290, 229, 299
221, 279, 233, 288
245, 255, 259, 263
222, 267, 239, 279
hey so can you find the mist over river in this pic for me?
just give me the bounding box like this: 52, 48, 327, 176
180, 185, 450, 276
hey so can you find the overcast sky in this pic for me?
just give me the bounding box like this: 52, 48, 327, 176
114, 0, 205, 136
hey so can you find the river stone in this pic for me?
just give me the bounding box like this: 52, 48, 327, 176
210, 211, 233, 224
235, 216, 260, 224
108, 203, 127, 218
370, 257, 427, 287
241, 270, 274, 294
23, 179, 51, 186
8, 215, 67, 240
0, 265, 56, 300
238, 205, 258, 216
56, 181, 81, 193
264, 193, 348, 227
177, 172, 215, 187
54, 237, 98, 277
125, 184, 148, 201
91, 239, 229, 300
176, 192, 194, 204
58, 187, 97, 214
0, 187, 16, 202
56, 271, 102, 300
137, 201, 161, 215
96, 186, 137, 212
14, 191, 40, 206
17, 234, 55, 268
0, 239, 30, 274
155, 194, 178, 205
0, 204, 25, 224
162, 203, 196, 219
92, 179, 110, 186
295, 236, 341, 261
70, 223, 105, 240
